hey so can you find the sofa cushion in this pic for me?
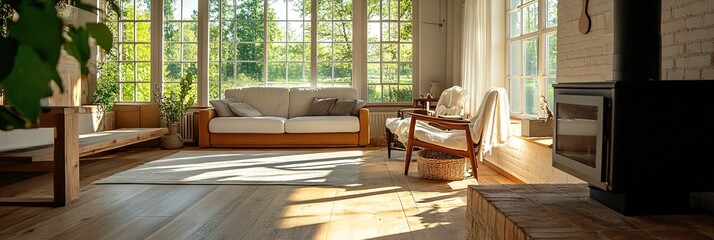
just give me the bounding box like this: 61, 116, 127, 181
351, 99, 367, 116
288, 87, 358, 118
209, 116, 287, 134
285, 116, 360, 133
307, 97, 337, 116
329, 99, 357, 116
224, 87, 290, 118
210, 98, 240, 117
228, 102, 263, 117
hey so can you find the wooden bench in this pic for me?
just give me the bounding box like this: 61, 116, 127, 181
0, 107, 167, 206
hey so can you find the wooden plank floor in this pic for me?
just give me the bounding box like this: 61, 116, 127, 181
0, 146, 517, 240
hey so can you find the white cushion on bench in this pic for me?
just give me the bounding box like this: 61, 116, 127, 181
209, 116, 287, 134
285, 116, 360, 133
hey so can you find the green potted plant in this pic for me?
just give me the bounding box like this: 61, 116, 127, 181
153, 72, 195, 149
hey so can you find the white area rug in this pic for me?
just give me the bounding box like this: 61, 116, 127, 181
93, 150, 364, 186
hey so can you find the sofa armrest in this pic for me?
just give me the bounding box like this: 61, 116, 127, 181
198, 108, 217, 147
358, 108, 370, 146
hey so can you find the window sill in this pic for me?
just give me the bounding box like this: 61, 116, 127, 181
510, 119, 553, 148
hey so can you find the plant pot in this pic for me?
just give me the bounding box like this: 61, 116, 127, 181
160, 123, 184, 149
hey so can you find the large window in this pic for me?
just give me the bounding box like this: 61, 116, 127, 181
367, 0, 413, 102
208, 0, 354, 99
102, 0, 152, 102
507, 0, 557, 117
164, 0, 198, 98
105, 0, 414, 103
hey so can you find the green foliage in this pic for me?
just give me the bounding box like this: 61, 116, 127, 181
154, 72, 195, 124
0, 0, 118, 130
92, 67, 119, 116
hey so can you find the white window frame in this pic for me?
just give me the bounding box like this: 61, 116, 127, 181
506, 0, 557, 118
104, 0, 418, 105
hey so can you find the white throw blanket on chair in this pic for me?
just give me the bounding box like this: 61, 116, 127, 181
393, 87, 511, 159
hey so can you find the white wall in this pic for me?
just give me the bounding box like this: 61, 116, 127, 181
418, 0, 449, 97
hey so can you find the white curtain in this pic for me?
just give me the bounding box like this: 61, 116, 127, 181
461, 0, 492, 119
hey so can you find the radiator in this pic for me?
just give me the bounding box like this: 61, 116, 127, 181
369, 112, 398, 141
179, 110, 199, 144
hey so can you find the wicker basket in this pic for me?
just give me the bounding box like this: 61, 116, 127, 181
416, 149, 466, 181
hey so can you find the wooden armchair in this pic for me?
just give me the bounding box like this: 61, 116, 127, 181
401, 88, 512, 180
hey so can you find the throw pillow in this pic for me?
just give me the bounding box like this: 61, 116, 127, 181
329, 99, 357, 116
227, 102, 263, 117
351, 99, 367, 116
307, 97, 337, 116
210, 98, 240, 117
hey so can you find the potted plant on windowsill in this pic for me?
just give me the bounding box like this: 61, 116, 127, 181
154, 72, 195, 149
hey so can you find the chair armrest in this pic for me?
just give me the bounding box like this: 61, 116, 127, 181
198, 108, 217, 147
358, 108, 370, 146
408, 113, 471, 131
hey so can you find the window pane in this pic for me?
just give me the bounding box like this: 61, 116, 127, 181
288, 0, 310, 20
136, 44, 150, 61
122, 23, 135, 41
136, 83, 151, 101
120, 83, 135, 101
317, 63, 332, 82
382, 63, 398, 83
367, 44, 380, 62
120, 63, 135, 82
334, 43, 352, 61
509, 78, 522, 113
136, 22, 151, 42
334, 0, 352, 20
523, 2, 538, 34
400, 43, 412, 61
524, 78, 538, 115
368, 0, 379, 20
269, 22, 287, 42
367, 63, 380, 83
164, 23, 180, 42
546, 0, 558, 28
545, 33, 557, 75
508, 11, 521, 38
399, 63, 412, 84
121, 44, 135, 61
333, 22, 352, 42
268, 0, 287, 21
546, 78, 556, 111
368, 22, 381, 42
383, 44, 397, 62
268, 62, 287, 83
524, 38, 537, 76
268, 43, 287, 61
400, 22, 413, 42
287, 22, 306, 42
182, 22, 198, 42
508, 0, 520, 10
334, 63, 352, 84
136, 0, 150, 20
183, 43, 198, 61
368, 85, 381, 102
136, 62, 150, 82
400, 0, 412, 20
287, 43, 305, 61
509, 41, 521, 76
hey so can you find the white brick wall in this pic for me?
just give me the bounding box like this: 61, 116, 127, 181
662, 0, 714, 80
487, 137, 584, 184
556, 0, 614, 83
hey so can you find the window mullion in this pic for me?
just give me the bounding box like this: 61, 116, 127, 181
310, 0, 317, 86
263, 0, 268, 86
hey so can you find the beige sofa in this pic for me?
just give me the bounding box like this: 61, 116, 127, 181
198, 87, 370, 147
